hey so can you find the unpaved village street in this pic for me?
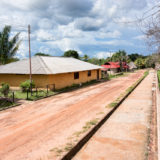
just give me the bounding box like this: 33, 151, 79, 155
0, 70, 144, 160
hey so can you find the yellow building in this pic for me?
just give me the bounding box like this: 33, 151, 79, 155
0, 56, 102, 89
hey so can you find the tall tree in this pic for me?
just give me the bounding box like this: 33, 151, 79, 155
83, 54, 89, 61
0, 26, 21, 65
35, 52, 51, 56
63, 50, 79, 59
112, 50, 127, 71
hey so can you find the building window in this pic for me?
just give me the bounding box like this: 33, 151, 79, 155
88, 71, 91, 77
74, 72, 79, 79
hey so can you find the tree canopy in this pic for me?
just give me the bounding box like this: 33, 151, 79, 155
63, 50, 79, 59
0, 25, 21, 65
34, 52, 51, 56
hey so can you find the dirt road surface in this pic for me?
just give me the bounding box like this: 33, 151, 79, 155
73, 70, 154, 160
0, 70, 144, 160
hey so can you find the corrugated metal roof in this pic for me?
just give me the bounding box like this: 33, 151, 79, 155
0, 56, 102, 75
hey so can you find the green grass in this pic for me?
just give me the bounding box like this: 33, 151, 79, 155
0, 99, 13, 109
106, 70, 149, 108
157, 70, 160, 89
0, 90, 56, 101
50, 118, 100, 157
14, 90, 55, 100
109, 72, 130, 80
55, 80, 98, 92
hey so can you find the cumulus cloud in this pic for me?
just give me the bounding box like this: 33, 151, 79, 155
95, 51, 114, 59
0, 0, 156, 58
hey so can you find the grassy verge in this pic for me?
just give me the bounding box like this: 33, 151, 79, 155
0, 89, 56, 101
108, 72, 130, 79
50, 118, 100, 157
14, 90, 56, 100
55, 80, 99, 93
107, 70, 149, 108
157, 70, 160, 89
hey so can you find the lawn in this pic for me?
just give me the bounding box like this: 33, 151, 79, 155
109, 72, 130, 79
0, 90, 56, 101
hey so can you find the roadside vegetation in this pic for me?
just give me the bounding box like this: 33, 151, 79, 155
107, 70, 149, 108
50, 118, 100, 157
158, 70, 160, 89
0, 25, 21, 65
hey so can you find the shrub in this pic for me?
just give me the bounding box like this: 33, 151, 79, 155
0, 83, 10, 97
20, 80, 35, 92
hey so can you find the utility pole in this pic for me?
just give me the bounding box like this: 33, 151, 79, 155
28, 24, 32, 94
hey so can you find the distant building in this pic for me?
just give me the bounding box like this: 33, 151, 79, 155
155, 62, 160, 70
0, 56, 102, 89
128, 61, 137, 71
101, 62, 129, 74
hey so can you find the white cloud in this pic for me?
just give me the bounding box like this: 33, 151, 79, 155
133, 35, 146, 40
16, 42, 28, 58
95, 51, 114, 59
0, 0, 157, 57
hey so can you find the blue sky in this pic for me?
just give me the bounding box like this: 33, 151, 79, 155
0, 0, 159, 59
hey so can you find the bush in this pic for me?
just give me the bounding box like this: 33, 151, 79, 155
0, 83, 10, 97
20, 80, 35, 92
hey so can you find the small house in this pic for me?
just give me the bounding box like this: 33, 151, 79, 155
101, 62, 129, 74
128, 61, 137, 71
0, 56, 102, 89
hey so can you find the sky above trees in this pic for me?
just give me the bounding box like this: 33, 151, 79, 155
0, 0, 159, 59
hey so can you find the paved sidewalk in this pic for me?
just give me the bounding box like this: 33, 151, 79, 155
73, 71, 154, 160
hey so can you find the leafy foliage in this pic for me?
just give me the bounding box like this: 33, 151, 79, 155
63, 50, 79, 59
134, 58, 145, 69
35, 52, 51, 56
20, 80, 35, 92
0, 83, 10, 97
0, 25, 21, 65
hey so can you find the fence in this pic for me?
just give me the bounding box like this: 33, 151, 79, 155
26, 83, 55, 100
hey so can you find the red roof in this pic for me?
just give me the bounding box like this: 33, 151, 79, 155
101, 62, 129, 69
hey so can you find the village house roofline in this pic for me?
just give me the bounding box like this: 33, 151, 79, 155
0, 56, 102, 75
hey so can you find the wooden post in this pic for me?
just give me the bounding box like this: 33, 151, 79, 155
27, 90, 29, 100
12, 92, 14, 103
36, 87, 38, 97
47, 85, 48, 94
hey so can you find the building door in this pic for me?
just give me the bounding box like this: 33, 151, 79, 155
97, 70, 99, 80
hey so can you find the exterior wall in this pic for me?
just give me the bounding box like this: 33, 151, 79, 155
0, 74, 49, 88
0, 69, 101, 89
108, 68, 118, 74
48, 69, 101, 89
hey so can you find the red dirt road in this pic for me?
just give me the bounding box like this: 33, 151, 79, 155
0, 71, 144, 160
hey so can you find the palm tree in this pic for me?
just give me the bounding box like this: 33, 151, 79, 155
0, 25, 21, 65
83, 54, 89, 61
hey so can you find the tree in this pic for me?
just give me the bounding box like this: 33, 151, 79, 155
34, 52, 51, 56
112, 50, 127, 62
0, 26, 21, 65
83, 54, 89, 61
112, 50, 127, 71
135, 58, 145, 69
63, 50, 79, 59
